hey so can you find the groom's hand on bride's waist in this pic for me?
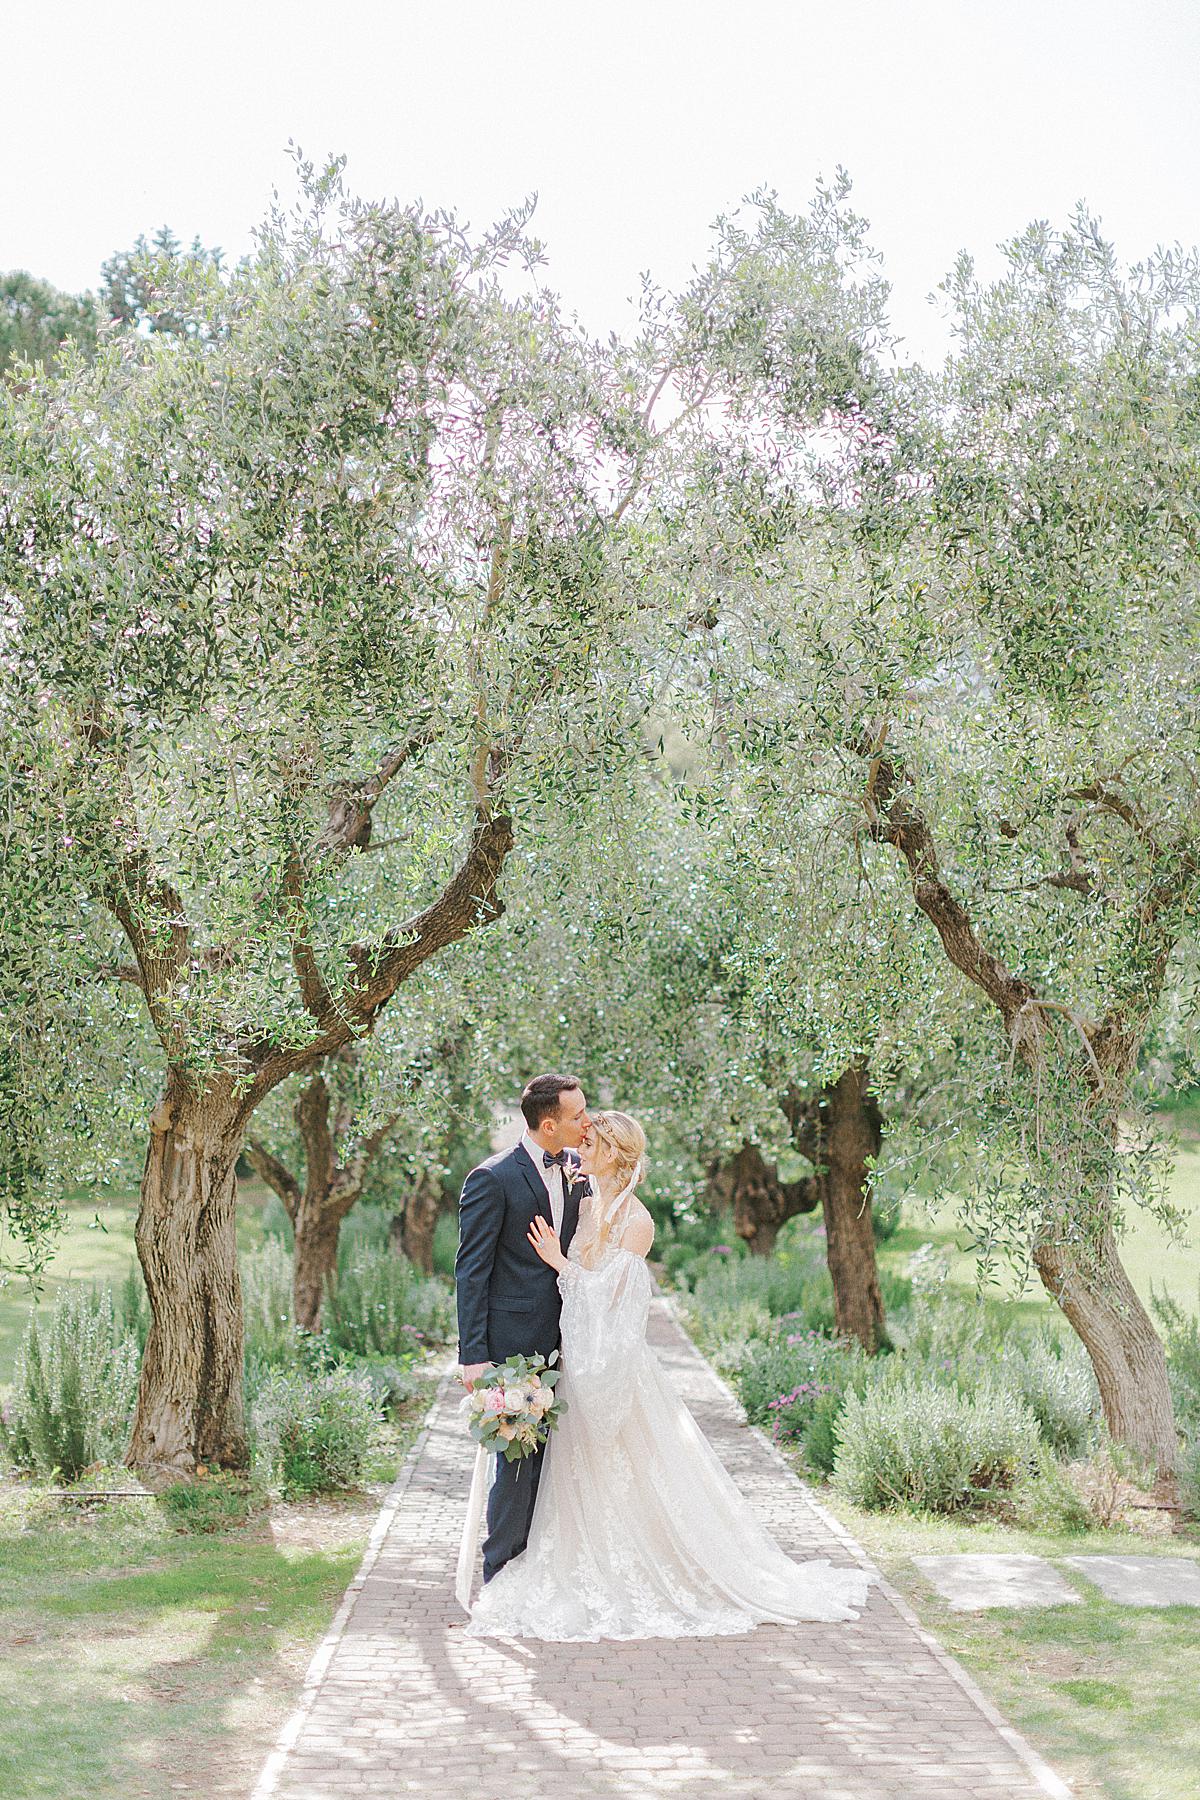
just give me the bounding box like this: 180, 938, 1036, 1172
460, 1361, 493, 1389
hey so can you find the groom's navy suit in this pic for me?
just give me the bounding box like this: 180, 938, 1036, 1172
455, 1139, 586, 1582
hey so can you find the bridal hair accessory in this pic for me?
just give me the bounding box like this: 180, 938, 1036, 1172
599, 1156, 643, 1231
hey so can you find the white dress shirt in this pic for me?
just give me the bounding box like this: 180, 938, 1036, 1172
520, 1130, 565, 1235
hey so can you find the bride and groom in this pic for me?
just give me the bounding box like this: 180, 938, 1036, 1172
453, 1072, 871, 1641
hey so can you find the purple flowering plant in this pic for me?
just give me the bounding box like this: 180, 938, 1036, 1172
765, 1379, 834, 1443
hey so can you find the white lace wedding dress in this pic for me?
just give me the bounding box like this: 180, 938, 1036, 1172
462, 1201, 872, 1642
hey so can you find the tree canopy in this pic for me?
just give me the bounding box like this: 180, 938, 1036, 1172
3, 161, 1199, 1480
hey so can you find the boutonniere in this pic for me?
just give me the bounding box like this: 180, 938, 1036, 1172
563, 1159, 589, 1191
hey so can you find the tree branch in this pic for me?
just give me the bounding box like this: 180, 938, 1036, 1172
294, 1072, 336, 1204
240, 804, 514, 1108
243, 1136, 301, 1223
98, 963, 146, 989
104, 848, 192, 1052
338, 1109, 404, 1195
279, 730, 441, 1025
1065, 782, 1162, 862
319, 729, 438, 856
864, 751, 1039, 1037
350, 806, 514, 1020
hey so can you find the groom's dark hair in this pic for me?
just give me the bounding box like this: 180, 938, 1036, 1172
520, 1073, 582, 1130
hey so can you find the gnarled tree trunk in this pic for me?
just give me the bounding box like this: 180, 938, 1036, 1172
292, 1195, 351, 1333
712, 1066, 887, 1351
126, 1076, 249, 1485
110, 753, 511, 1482
389, 1169, 446, 1274
1035, 1227, 1175, 1475
1032, 1093, 1176, 1477
868, 749, 1182, 1476
246, 1064, 397, 1333
783, 1063, 886, 1353
713, 1142, 817, 1257
814, 1065, 885, 1352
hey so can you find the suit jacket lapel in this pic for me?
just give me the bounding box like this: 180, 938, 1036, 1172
560, 1157, 589, 1254
514, 1141, 553, 1224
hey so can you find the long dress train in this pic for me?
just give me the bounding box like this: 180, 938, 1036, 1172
463, 1235, 872, 1642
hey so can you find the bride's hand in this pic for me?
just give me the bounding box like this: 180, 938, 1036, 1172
527, 1215, 567, 1271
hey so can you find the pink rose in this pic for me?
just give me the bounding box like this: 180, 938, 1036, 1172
482, 1389, 506, 1415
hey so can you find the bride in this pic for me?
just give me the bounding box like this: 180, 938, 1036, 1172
462, 1108, 872, 1641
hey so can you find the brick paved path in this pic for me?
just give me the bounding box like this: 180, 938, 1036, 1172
252, 1300, 1071, 1800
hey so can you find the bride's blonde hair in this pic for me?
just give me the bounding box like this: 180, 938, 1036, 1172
575, 1109, 647, 1268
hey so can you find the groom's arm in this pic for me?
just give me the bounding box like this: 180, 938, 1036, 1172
455, 1163, 504, 1368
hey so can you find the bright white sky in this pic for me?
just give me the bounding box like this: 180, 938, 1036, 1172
4, 0, 1198, 367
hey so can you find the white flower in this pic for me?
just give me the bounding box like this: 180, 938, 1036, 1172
529, 1385, 554, 1415
502, 1386, 529, 1413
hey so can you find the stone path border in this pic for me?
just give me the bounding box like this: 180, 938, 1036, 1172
250, 1299, 1073, 1799
912, 1553, 1083, 1612
913, 1550, 1200, 1611
250, 1362, 456, 1800
1062, 1553, 1200, 1607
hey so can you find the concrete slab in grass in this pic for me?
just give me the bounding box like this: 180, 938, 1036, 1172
913, 1553, 1082, 1611
1063, 1555, 1200, 1606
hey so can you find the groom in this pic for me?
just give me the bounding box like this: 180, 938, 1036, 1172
455, 1072, 590, 1582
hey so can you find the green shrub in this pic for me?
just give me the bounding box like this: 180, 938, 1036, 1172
738, 1326, 873, 1475
892, 1273, 1008, 1375
1177, 1434, 1200, 1522
433, 1209, 459, 1279
115, 1261, 151, 1350
340, 1200, 394, 1254
250, 1366, 380, 1497
688, 1246, 833, 1332
999, 1332, 1100, 1457
658, 1211, 744, 1287
353, 1352, 427, 1418
1003, 1445, 1095, 1533
1151, 1283, 1200, 1437
832, 1371, 1041, 1513
683, 1290, 772, 1370
0, 1288, 140, 1480
324, 1244, 454, 1357
738, 1325, 866, 1412
240, 1237, 297, 1365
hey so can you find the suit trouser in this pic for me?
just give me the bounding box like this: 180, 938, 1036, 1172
482, 1433, 548, 1581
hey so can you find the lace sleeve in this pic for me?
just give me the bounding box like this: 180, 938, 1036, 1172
557, 1249, 653, 1436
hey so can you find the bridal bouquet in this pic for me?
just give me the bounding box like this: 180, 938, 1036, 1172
459, 1352, 566, 1463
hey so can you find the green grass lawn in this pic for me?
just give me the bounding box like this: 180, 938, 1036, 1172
815, 1492, 1200, 1800
0, 1497, 358, 1800
0, 1177, 439, 1796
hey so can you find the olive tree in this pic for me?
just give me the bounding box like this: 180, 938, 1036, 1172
685, 199, 1200, 1476
0, 157, 657, 1482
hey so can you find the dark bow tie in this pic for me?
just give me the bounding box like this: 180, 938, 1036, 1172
542, 1149, 568, 1169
